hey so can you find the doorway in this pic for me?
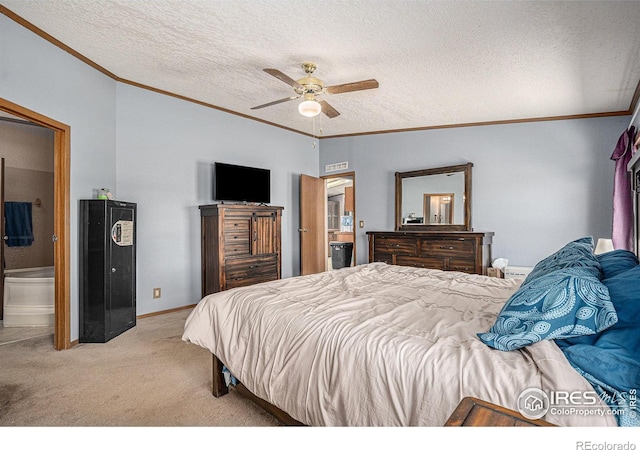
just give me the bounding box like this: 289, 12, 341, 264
0, 98, 71, 350
324, 173, 355, 270
299, 171, 357, 276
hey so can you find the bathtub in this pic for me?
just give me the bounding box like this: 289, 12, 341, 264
3, 266, 54, 327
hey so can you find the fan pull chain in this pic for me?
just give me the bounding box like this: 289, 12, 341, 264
311, 114, 322, 149
312, 116, 316, 147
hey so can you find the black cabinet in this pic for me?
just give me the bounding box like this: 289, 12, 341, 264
79, 200, 136, 343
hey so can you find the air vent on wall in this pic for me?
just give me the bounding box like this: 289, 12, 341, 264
325, 162, 348, 172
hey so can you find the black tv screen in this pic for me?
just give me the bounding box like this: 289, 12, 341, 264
213, 162, 271, 204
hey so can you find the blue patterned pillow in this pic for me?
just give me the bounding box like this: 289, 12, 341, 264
478, 238, 617, 351
521, 236, 602, 284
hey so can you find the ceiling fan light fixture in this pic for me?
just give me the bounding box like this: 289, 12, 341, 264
298, 99, 321, 117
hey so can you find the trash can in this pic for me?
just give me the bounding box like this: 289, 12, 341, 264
330, 242, 353, 269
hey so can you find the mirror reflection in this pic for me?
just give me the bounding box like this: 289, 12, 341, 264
395, 163, 472, 231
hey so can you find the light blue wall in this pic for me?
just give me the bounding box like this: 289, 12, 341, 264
115, 84, 317, 314
319, 116, 630, 267
1, 14, 117, 339
1, 14, 318, 338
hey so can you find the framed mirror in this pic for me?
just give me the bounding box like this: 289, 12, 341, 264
395, 163, 472, 231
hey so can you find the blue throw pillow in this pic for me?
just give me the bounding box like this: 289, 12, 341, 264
597, 249, 639, 279
478, 237, 617, 351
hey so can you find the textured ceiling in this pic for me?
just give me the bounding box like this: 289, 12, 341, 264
3, 0, 640, 137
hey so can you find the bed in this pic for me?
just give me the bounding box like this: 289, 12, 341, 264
182, 236, 639, 427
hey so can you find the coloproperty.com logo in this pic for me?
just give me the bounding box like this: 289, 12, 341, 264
517, 387, 637, 420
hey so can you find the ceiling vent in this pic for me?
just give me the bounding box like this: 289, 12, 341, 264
325, 161, 348, 172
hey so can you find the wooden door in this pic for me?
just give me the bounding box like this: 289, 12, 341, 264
300, 174, 326, 275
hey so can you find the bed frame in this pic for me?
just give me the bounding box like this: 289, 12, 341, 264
211, 354, 304, 425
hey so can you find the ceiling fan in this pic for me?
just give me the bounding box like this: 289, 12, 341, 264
250, 62, 379, 119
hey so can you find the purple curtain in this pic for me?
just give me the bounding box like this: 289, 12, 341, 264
611, 125, 636, 251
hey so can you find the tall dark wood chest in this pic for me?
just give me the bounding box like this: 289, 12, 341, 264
200, 204, 283, 297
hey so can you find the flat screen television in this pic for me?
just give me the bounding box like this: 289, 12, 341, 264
213, 162, 271, 204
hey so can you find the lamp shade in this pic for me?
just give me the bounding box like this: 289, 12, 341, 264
298, 100, 321, 117
594, 238, 614, 255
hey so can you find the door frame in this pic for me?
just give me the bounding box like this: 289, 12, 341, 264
0, 97, 71, 350
322, 171, 356, 266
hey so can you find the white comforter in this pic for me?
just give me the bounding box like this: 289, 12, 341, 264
182, 263, 616, 426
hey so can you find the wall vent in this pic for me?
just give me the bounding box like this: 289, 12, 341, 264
325, 161, 348, 172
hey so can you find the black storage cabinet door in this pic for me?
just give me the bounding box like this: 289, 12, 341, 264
79, 200, 136, 343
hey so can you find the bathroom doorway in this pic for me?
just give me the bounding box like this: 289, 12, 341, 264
0, 98, 71, 350
0, 117, 54, 334
323, 172, 355, 270
299, 172, 357, 275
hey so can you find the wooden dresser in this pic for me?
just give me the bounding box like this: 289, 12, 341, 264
367, 231, 493, 275
200, 204, 283, 296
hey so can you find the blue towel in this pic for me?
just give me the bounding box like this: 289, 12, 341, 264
5, 202, 34, 247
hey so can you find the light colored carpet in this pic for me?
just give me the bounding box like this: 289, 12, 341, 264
0, 308, 280, 427
0, 310, 592, 448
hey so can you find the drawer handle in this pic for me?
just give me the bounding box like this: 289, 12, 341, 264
440, 246, 454, 250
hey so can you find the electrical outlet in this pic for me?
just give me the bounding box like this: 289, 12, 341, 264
153, 288, 161, 299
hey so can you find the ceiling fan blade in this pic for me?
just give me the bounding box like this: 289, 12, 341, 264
325, 79, 379, 95
251, 96, 299, 110
263, 68, 304, 89
319, 100, 340, 119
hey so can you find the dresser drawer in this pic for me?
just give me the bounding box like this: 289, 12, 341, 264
371, 251, 394, 264
224, 235, 251, 255
224, 218, 250, 232
420, 238, 475, 257
226, 272, 278, 289
395, 256, 445, 270
225, 256, 278, 289
374, 237, 417, 255
447, 259, 476, 274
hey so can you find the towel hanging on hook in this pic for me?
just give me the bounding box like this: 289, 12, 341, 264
4, 202, 34, 247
